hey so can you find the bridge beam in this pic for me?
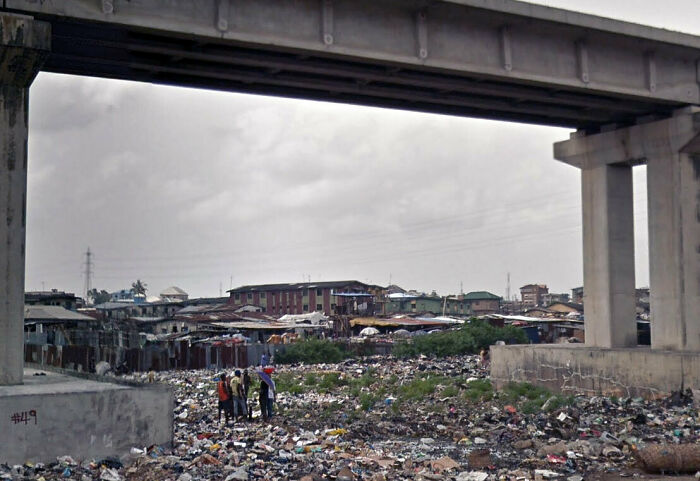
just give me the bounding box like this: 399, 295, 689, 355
554, 108, 700, 350
0, 13, 50, 385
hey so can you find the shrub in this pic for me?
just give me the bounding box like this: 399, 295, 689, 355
319, 372, 347, 391
500, 382, 574, 413
392, 320, 527, 358
462, 379, 494, 402
275, 338, 351, 364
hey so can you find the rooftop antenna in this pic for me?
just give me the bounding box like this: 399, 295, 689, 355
460, 281, 463, 296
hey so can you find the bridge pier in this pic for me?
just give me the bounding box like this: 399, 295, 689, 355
578, 162, 637, 348
0, 14, 49, 385
492, 108, 700, 397
646, 134, 700, 350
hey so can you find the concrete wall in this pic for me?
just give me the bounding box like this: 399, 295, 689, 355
491, 344, 700, 399
0, 369, 173, 464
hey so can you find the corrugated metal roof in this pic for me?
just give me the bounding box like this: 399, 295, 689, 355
350, 317, 452, 328
160, 286, 188, 296
24, 305, 95, 322
228, 280, 379, 293
462, 291, 501, 300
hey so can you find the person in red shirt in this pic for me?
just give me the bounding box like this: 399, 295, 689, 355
217, 373, 233, 424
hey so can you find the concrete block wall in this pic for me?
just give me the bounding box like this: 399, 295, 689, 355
0, 369, 173, 465
491, 344, 700, 399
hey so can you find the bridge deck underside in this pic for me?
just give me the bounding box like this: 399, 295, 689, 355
40, 18, 682, 130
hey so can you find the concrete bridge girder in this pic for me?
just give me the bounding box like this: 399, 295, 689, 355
3, 0, 700, 128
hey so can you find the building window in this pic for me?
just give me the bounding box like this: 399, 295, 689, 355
303, 304, 308, 311
316, 289, 322, 296
316, 304, 322, 311
261, 292, 266, 299
247, 293, 253, 300
234, 293, 240, 301
303, 289, 308, 296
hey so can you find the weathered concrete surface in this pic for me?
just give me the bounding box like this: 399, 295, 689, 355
554, 108, 700, 351
646, 120, 700, 350
4, 0, 700, 128
491, 344, 700, 399
0, 368, 173, 464
0, 13, 50, 386
580, 163, 637, 347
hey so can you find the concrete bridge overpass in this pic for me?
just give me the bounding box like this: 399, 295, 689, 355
3, 0, 700, 129
1, 1, 699, 393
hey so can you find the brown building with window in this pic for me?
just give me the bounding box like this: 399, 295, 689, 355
520, 284, 549, 308
228, 280, 379, 316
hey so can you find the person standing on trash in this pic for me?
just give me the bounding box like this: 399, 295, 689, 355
241, 368, 252, 420
259, 377, 270, 420
229, 370, 246, 422
217, 373, 233, 425
256, 367, 276, 421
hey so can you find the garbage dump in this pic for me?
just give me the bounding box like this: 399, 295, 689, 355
1, 354, 698, 480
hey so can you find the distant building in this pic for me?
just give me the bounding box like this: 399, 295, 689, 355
182, 296, 229, 306
160, 286, 189, 302
25, 290, 81, 310
461, 291, 501, 315
385, 293, 445, 315
384, 290, 501, 316
520, 284, 549, 307
571, 286, 583, 305
228, 280, 380, 316
110, 289, 134, 302
548, 302, 583, 315
636, 287, 650, 316
24, 305, 97, 345
543, 292, 570, 305
95, 299, 183, 322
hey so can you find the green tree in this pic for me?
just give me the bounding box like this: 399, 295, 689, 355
88, 288, 111, 305
131, 279, 148, 296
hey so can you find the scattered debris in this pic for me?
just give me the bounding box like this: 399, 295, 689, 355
2, 354, 698, 480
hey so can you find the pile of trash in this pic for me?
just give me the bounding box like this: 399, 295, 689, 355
2, 355, 698, 480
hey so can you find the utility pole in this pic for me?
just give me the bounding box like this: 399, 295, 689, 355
83, 247, 93, 302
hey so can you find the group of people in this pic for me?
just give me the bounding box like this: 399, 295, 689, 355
216, 363, 276, 424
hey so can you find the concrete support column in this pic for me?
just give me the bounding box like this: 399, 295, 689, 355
647, 147, 700, 350
555, 108, 700, 351
0, 14, 50, 385
581, 163, 637, 347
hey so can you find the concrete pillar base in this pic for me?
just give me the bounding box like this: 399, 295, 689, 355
491, 344, 700, 399
0, 368, 173, 464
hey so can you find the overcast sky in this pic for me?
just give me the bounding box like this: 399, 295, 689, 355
24, 1, 700, 301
